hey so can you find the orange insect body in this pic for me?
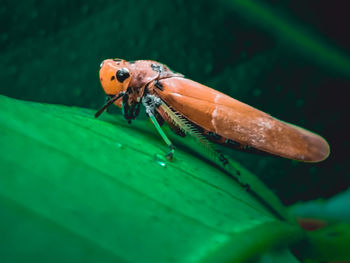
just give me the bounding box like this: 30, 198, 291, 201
97, 59, 329, 163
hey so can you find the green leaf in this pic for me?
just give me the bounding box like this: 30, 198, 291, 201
221, 0, 350, 78
0, 95, 302, 263
289, 190, 350, 261
292, 224, 350, 261
256, 248, 301, 263
290, 189, 350, 223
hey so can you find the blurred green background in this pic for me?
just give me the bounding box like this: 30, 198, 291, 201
0, 0, 349, 205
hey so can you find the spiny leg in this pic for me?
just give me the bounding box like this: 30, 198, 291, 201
159, 102, 247, 184
159, 103, 229, 166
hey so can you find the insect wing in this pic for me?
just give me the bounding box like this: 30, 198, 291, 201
154, 77, 329, 162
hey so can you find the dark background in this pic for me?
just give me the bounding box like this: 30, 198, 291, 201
0, 0, 349, 205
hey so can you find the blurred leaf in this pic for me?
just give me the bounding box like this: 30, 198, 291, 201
292, 223, 350, 261
290, 190, 350, 261
221, 0, 350, 78
0, 95, 302, 262
290, 188, 350, 223
255, 248, 301, 263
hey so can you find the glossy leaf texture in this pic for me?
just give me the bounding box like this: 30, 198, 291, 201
0, 95, 302, 263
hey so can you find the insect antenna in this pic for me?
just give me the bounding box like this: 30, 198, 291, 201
95, 92, 125, 118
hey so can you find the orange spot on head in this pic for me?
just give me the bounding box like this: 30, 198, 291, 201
99, 59, 131, 99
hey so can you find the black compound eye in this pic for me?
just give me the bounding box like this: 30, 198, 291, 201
116, 68, 130, 83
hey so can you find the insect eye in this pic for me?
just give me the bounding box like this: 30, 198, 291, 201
116, 68, 130, 83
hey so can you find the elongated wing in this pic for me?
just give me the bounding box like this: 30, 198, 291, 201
154, 77, 329, 162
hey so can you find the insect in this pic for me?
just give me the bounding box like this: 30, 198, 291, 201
96, 58, 330, 163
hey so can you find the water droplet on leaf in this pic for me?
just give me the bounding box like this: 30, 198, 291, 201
116, 142, 123, 148
154, 154, 167, 167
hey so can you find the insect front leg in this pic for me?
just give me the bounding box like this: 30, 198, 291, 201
142, 94, 175, 160
121, 93, 142, 124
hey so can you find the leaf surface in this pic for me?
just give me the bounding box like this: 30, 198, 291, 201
0, 95, 302, 263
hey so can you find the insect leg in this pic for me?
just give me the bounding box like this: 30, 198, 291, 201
122, 93, 133, 124
142, 95, 175, 160
148, 112, 175, 159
